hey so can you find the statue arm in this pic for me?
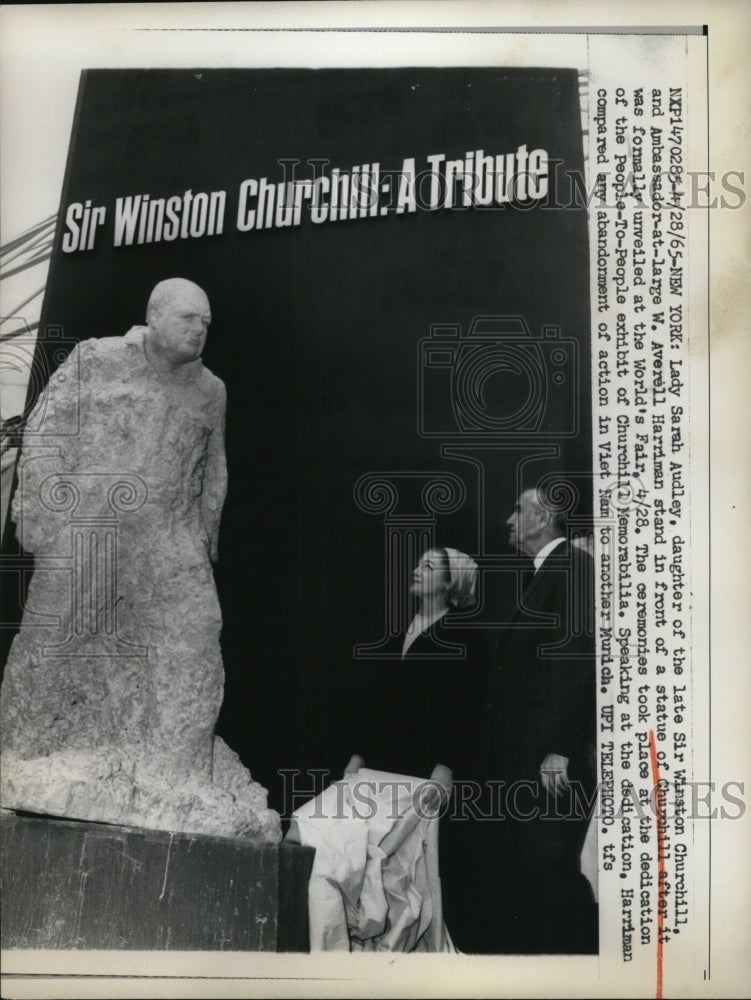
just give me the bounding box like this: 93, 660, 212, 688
12, 342, 88, 553
202, 379, 227, 564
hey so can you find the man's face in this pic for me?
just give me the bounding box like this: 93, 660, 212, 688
149, 286, 211, 367
506, 489, 544, 556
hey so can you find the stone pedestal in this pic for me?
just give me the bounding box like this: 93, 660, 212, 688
0, 813, 314, 952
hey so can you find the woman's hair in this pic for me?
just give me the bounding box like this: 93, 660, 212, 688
432, 546, 478, 609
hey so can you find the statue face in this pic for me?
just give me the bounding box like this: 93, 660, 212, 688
149, 285, 212, 367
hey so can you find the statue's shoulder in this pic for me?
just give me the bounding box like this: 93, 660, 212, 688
61, 335, 130, 374
200, 365, 227, 401
61, 334, 144, 392
74, 334, 134, 361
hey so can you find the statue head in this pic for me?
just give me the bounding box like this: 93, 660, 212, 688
145, 278, 211, 370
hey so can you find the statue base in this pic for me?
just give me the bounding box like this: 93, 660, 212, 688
0, 739, 282, 844
0, 812, 314, 952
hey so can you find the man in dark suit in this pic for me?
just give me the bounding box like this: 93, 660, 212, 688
486, 485, 597, 953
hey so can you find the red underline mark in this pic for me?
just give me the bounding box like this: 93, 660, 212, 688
649, 729, 665, 1000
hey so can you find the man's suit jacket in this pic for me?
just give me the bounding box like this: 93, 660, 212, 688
487, 541, 596, 785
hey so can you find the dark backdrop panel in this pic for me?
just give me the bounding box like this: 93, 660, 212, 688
15, 68, 590, 811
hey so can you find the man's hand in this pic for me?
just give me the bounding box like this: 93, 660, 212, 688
540, 752, 570, 799
344, 754, 364, 775
420, 763, 453, 815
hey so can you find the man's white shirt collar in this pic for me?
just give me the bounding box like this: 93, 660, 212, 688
533, 536, 566, 573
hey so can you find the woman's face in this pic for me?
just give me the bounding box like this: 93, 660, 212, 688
410, 549, 450, 605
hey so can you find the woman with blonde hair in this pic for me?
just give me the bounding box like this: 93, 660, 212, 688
346, 545, 490, 951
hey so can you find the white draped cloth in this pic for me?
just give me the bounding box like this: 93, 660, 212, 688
289, 767, 454, 952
